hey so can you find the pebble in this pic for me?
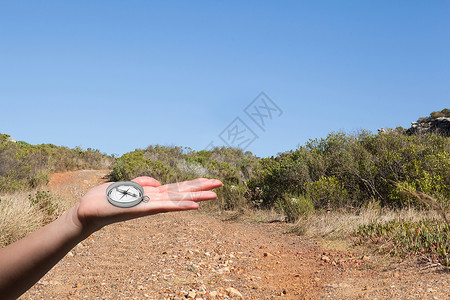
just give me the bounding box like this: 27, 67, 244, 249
321, 255, 331, 263
187, 290, 196, 298
225, 287, 243, 298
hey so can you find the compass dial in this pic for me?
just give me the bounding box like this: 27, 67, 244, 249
106, 181, 146, 208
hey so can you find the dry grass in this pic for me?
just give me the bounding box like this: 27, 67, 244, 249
289, 205, 441, 240
0, 192, 43, 247
0, 190, 70, 248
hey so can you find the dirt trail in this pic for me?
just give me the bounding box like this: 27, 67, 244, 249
20, 170, 449, 299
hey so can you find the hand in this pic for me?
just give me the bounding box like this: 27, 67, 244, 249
72, 177, 223, 234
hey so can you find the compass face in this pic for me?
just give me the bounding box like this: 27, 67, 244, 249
106, 181, 145, 208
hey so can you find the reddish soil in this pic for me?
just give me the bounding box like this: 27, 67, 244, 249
20, 170, 449, 299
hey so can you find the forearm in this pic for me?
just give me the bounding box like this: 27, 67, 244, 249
0, 204, 93, 299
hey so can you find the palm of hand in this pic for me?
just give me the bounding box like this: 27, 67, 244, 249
74, 177, 222, 232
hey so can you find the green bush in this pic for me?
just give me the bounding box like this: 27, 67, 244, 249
430, 108, 450, 119
109, 145, 260, 211
0, 133, 114, 192
275, 193, 314, 222
306, 176, 349, 209
248, 130, 450, 211
28, 191, 56, 223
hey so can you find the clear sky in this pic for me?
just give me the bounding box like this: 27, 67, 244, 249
1, 1, 449, 157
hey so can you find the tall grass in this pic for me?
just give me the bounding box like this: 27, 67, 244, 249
0, 190, 70, 247
290, 205, 440, 239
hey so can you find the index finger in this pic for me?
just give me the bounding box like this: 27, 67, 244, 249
132, 176, 162, 187
157, 178, 222, 193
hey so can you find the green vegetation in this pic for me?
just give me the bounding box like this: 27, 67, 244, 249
110, 145, 260, 211
0, 133, 114, 192
429, 108, 450, 119
1, 109, 449, 264
248, 130, 449, 214
357, 219, 449, 266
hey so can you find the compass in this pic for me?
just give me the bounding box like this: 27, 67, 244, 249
106, 181, 150, 208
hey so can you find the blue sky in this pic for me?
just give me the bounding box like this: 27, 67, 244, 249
0, 1, 448, 157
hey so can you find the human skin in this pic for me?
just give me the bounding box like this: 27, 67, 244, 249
0, 176, 222, 299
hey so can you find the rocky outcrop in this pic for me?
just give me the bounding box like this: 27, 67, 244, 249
6, 136, 16, 143
0, 133, 17, 143
407, 114, 450, 137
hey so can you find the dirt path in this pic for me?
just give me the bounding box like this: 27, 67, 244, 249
20, 170, 449, 299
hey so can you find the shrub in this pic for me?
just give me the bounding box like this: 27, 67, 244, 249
28, 191, 56, 223
0, 133, 114, 192
109, 145, 260, 211
306, 176, 349, 209
430, 108, 450, 119
248, 130, 450, 211
275, 193, 314, 222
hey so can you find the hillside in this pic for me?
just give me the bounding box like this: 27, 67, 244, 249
19, 170, 450, 299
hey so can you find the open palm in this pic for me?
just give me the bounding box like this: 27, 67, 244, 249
74, 176, 223, 232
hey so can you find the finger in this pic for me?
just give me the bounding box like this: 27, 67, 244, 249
158, 178, 222, 193
132, 176, 162, 187
136, 200, 199, 214
151, 191, 217, 202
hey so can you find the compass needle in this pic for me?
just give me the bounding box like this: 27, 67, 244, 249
106, 181, 148, 208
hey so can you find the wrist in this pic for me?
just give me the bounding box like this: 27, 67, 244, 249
66, 203, 98, 239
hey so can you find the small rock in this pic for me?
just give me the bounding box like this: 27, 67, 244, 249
321, 255, 330, 263
209, 291, 218, 297
426, 288, 435, 293
225, 287, 243, 298
361, 255, 370, 261
218, 266, 230, 273
264, 252, 273, 257
187, 290, 196, 298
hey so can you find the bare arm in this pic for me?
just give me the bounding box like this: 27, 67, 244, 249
0, 177, 222, 299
